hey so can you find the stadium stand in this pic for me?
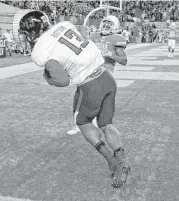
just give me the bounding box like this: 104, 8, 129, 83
1, 0, 179, 23
0, 0, 178, 57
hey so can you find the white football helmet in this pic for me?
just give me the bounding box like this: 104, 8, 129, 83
100, 15, 120, 35
170, 22, 176, 29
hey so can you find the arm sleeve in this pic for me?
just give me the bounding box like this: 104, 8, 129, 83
44, 59, 70, 87
113, 47, 127, 66
114, 41, 127, 48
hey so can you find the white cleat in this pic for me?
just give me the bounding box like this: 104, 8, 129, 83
168, 53, 171, 58
66, 126, 81, 135
170, 53, 173, 58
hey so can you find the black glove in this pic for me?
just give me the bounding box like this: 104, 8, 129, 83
44, 68, 51, 79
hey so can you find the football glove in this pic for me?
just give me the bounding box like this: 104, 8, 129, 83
44, 68, 51, 79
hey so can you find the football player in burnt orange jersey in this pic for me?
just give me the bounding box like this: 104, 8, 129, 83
167, 22, 177, 58
91, 15, 127, 72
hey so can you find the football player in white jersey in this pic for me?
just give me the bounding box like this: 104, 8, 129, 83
167, 22, 177, 58
32, 21, 130, 188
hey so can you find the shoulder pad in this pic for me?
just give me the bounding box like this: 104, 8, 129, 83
105, 34, 127, 47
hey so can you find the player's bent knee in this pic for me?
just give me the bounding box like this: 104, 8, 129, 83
78, 123, 102, 146
100, 124, 117, 133
103, 124, 122, 137
105, 124, 116, 133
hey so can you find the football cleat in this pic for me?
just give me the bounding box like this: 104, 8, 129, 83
111, 165, 131, 188
66, 126, 80, 135
111, 148, 131, 188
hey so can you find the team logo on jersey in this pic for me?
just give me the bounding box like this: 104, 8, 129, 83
95, 39, 112, 56
96, 42, 112, 56
96, 42, 107, 51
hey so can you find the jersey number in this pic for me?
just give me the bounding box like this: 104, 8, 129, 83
58, 29, 89, 55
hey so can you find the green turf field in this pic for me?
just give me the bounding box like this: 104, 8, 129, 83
0, 44, 179, 201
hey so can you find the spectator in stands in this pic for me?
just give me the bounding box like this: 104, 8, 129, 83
162, 8, 167, 21
138, 27, 143, 43
148, 28, 154, 43
3, 29, 13, 57
123, 26, 131, 44
1, 0, 179, 26
70, 14, 77, 25
173, 7, 179, 21
131, 25, 139, 43
141, 10, 147, 21
41, 2, 52, 16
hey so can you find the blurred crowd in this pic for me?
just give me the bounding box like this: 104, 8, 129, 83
0, 1, 178, 57
2, 0, 179, 24
122, 23, 168, 44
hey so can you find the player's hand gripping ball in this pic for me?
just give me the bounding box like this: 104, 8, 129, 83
43, 68, 51, 79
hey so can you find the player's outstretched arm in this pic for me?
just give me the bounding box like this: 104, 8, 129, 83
113, 46, 127, 66
43, 59, 70, 87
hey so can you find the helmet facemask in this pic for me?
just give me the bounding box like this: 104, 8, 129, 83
101, 20, 114, 36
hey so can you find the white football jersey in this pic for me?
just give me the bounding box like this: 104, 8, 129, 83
31, 21, 104, 85
168, 29, 177, 39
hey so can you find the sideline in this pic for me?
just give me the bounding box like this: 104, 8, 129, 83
0, 43, 154, 80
